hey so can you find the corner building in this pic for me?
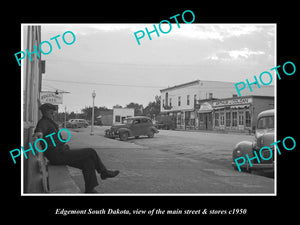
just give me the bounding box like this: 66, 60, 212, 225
160, 80, 274, 133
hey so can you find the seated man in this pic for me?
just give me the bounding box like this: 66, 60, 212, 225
35, 103, 119, 193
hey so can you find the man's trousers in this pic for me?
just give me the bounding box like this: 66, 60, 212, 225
47, 147, 107, 192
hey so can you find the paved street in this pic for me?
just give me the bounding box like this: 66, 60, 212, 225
65, 126, 275, 194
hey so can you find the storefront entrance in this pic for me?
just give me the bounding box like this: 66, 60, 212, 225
198, 102, 213, 130
200, 112, 212, 130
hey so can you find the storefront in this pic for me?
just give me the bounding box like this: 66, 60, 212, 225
198, 102, 213, 130
198, 96, 274, 133
175, 110, 196, 129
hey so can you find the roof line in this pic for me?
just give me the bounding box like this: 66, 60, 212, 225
160, 80, 200, 92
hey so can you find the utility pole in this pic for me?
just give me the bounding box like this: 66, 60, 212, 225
91, 90, 96, 135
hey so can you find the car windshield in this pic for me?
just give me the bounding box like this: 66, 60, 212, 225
257, 116, 274, 129
123, 118, 134, 124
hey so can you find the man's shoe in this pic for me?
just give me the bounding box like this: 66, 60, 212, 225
85, 188, 98, 193
101, 170, 120, 180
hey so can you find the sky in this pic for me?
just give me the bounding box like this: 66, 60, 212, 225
39, 23, 275, 113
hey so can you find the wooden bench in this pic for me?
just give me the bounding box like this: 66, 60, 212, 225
25, 129, 80, 193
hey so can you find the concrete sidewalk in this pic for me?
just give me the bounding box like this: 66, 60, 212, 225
48, 165, 81, 193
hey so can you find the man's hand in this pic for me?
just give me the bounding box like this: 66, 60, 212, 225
33, 132, 43, 140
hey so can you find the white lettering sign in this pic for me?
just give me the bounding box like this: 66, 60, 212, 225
40, 92, 63, 105
212, 97, 252, 107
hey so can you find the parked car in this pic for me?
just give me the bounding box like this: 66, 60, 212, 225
232, 109, 274, 172
105, 116, 159, 141
155, 115, 176, 130
66, 119, 89, 128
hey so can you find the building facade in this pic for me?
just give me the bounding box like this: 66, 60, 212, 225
22, 25, 47, 193
113, 108, 135, 124
199, 96, 274, 132
160, 80, 274, 132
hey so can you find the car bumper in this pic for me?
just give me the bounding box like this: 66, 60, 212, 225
105, 130, 119, 138
232, 162, 274, 170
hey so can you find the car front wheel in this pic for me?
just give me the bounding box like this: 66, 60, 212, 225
147, 130, 154, 138
119, 132, 129, 141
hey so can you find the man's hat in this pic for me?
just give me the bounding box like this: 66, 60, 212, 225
39, 103, 58, 111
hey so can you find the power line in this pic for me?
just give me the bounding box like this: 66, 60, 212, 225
44, 79, 165, 89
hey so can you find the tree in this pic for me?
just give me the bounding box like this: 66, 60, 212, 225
81, 106, 111, 121
113, 104, 122, 108
143, 95, 161, 119
126, 102, 144, 116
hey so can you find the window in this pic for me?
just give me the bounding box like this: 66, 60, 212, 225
187, 95, 190, 105
220, 112, 225, 126
214, 112, 219, 127
165, 92, 168, 106
115, 115, 121, 122
146, 119, 153, 124
245, 111, 251, 127
133, 119, 141, 124
232, 111, 237, 127
226, 112, 231, 127
178, 96, 181, 106
257, 116, 274, 129
177, 113, 181, 125
238, 111, 244, 125
169, 98, 172, 107
141, 118, 148, 123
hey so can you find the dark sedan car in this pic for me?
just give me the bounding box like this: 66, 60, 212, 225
232, 109, 274, 172
105, 116, 159, 141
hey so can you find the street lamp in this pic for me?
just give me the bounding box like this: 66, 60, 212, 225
91, 90, 96, 135
64, 105, 67, 128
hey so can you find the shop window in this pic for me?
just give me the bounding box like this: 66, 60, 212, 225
232, 111, 237, 127
215, 112, 219, 127
177, 113, 181, 125
238, 111, 244, 125
191, 119, 195, 126
245, 111, 251, 127
220, 112, 225, 125
226, 112, 231, 127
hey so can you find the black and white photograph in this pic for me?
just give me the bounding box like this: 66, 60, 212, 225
21, 23, 276, 195
5, 4, 298, 221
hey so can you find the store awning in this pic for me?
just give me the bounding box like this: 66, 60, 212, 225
198, 102, 213, 113
214, 107, 225, 110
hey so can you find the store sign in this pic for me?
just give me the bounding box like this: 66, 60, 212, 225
40, 92, 63, 105
212, 97, 252, 107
